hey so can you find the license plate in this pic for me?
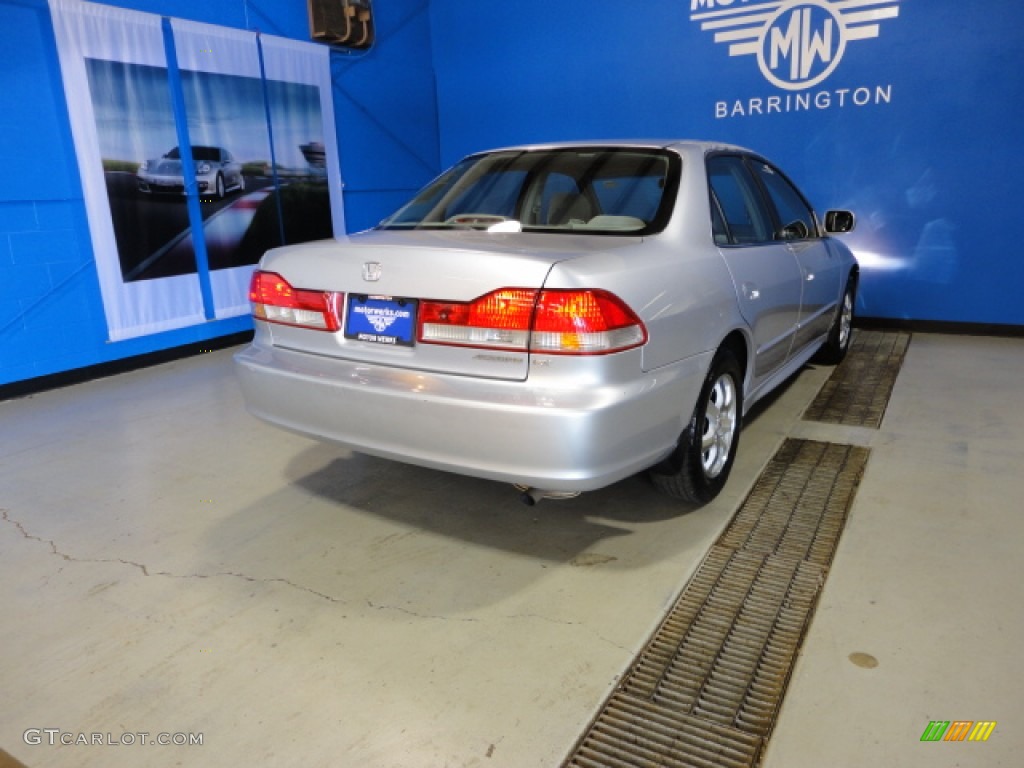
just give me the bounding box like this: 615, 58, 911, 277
344, 295, 417, 346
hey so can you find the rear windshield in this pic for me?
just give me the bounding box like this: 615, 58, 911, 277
378, 148, 679, 236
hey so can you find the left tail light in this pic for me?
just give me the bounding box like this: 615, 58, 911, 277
249, 270, 341, 332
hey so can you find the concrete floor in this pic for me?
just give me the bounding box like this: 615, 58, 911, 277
0, 333, 1020, 767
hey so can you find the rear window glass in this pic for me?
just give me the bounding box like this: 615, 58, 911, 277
379, 148, 679, 236
444, 170, 526, 219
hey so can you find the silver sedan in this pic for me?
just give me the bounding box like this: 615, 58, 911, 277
137, 145, 245, 199
235, 140, 858, 504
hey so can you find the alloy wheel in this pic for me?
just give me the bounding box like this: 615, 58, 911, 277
701, 372, 738, 479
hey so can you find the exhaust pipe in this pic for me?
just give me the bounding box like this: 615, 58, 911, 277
515, 485, 581, 506
520, 487, 547, 506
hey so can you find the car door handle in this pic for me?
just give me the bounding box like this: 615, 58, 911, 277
741, 282, 760, 300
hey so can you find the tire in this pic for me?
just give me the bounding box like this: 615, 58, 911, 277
214, 173, 225, 200
814, 276, 856, 365
649, 347, 743, 504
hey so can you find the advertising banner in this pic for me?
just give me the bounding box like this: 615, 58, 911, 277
50, 0, 343, 341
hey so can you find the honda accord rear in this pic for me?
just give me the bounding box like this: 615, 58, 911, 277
234, 141, 858, 501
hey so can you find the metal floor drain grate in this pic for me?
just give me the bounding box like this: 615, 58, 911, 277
718, 440, 866, 566
803, 330, 910, 428
564, 440, 869, 768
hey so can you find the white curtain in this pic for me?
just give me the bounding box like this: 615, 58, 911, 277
170, 18, 345, 320
49, 0, 344, 341
50, 0, 205, 340
256, 32, 346, 241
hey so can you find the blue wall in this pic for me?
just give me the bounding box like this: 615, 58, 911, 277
332, 0, 439, 232
430, 0, 1024, 326
3, 0, 1023, 389
0, 0, 437, 388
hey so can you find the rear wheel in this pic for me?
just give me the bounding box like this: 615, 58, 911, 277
650, 348, 743, 504
814, 277, 855, 365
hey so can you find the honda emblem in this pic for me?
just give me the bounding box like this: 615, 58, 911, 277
362, 262, 382, 282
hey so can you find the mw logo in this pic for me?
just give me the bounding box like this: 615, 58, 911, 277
761, 4, 843, 88
690, 0, 902, 92
920, 720, 997, 743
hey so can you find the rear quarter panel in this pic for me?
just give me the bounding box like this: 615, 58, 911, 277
542, 241, 740, 373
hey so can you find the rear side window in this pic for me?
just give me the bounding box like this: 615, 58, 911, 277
750, 161, 819, 240
707, 155, 773, 245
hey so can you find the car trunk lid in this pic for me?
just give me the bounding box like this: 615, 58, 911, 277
257, 229, 624, 381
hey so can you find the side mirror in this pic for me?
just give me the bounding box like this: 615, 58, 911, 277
824, 210, 856, 234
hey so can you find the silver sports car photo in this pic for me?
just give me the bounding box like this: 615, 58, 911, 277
137, 145, 245, 199
235, 140, 858, 504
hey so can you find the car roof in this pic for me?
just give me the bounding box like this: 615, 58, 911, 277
471, 139, 753, 155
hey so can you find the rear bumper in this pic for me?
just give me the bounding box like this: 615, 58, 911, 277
234, 343, 710, 492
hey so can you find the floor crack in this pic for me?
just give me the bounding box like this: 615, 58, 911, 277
365, 599, 479, 621
1, 508, 347, 604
